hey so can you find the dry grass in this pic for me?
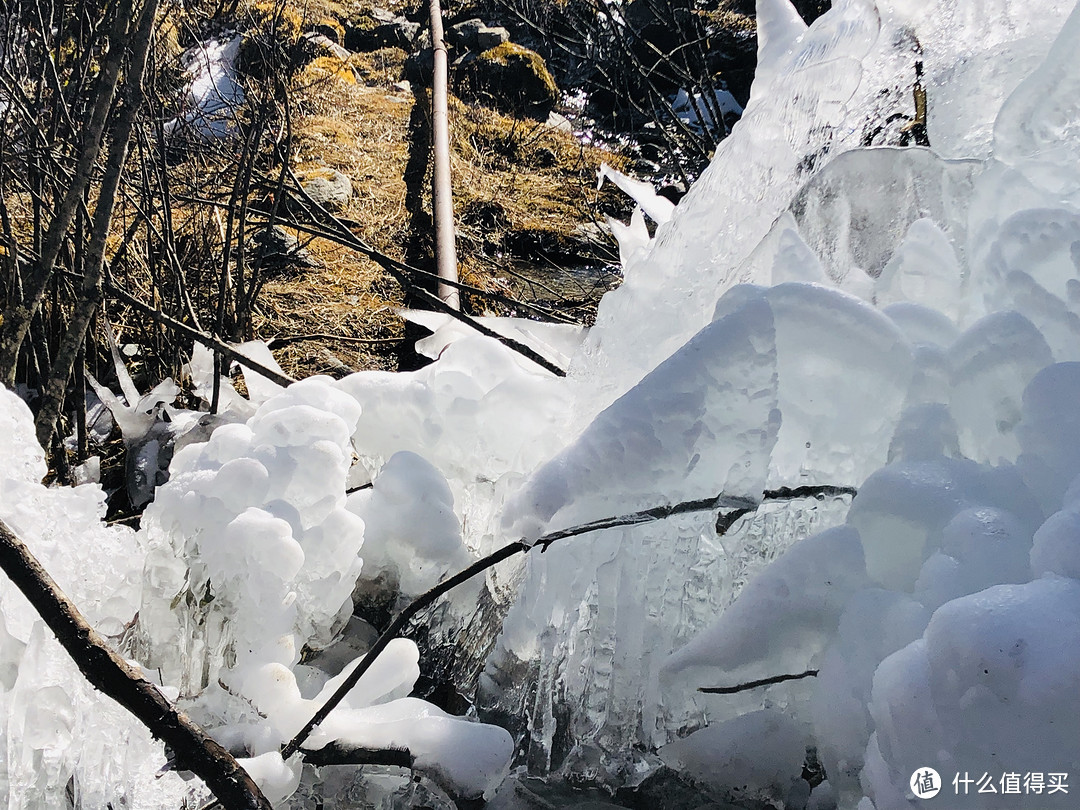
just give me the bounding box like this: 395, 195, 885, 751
252, 55, 416, 377
227, 41, 628, 375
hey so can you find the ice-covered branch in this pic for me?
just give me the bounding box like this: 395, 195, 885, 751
282, 483, 858, 758
0, 518, 272, 809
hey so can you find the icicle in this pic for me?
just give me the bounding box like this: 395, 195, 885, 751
597, 164, 675, 225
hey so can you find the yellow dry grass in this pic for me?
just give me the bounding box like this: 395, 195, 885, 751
241, 45, 628, 374
252, 50, 415, 377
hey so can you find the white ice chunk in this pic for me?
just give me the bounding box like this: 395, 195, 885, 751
506, 287, 779, 537
994, 1, 1080, 198
876, 218, 963, 319
324, 697, 514, 799
608, 207, 651, 269
812, 589, 928, 804
236, 752, 302, 806
663, 527, 868, 682
766, 283, 914, 485
349, 451, 471, 598
596, 164, 674, 225
1031, 506, 1080, 579
1017, 362, 1080, 513
948, 311, 1052, 464
881, 302, 959, 349
867, 578, 1080, 805
755, 0, 808, 78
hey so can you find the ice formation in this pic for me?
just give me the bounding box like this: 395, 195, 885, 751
5, 0, 1080, 805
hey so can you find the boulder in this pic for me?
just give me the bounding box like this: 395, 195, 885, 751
250, 225, 319, 275
458, 42, 560, 119
475, 25, 510, 51
298, 168, 354, 211
448, 18, 510, 51
448, 18, 486, 50
344, 7, 419, 51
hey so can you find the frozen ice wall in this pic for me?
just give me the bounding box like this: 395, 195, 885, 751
479, 0, 1080, 800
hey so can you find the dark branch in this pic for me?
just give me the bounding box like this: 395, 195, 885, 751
0, 518, 271, 809
301, 742, 413, 768
105, 281, 297, 388
717, 484, 859, 537
698, 669, 820, 694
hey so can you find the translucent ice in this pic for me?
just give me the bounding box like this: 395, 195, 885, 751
658, 709, 808, 804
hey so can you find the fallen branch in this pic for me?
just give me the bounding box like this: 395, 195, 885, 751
281, 483, 858, 758
699, 669, 819, 694
0, 518, 271, 809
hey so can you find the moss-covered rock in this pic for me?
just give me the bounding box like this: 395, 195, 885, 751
237, 0, 304, 79
457, 42, 559, 120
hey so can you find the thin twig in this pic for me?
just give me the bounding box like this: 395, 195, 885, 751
699, 669, 820, 694
266, 333, 404, 347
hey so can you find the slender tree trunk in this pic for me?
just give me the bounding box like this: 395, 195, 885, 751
34, 0, 161, 447
429, 0, 459, 310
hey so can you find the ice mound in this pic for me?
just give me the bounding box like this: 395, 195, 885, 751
480, 0, 1080, 798
348, 451, 473, 599
865, 578, 1080, 809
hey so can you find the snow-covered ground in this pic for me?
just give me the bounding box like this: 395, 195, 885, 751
4, 0, 1080, 806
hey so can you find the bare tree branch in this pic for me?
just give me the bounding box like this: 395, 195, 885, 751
106, 281, 297, 388
699, 669, 819, 694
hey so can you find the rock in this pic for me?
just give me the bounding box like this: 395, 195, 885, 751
448, 18, 485, 50
302, 31, 351, 62
344, 7, 419, 51
545, 111, 573, 132
298, 168, 354, 211
448, 19, 510, 52
476, 25, 510, 51
404, 48, 434, 84
458, 42, 560, 119
250, 225, 319, 275
312, 19, 345, 46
